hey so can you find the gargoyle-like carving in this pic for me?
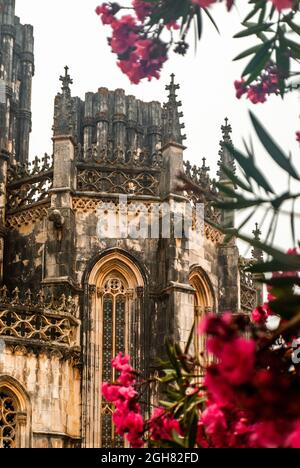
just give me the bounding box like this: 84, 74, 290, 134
49, 210, 65, 229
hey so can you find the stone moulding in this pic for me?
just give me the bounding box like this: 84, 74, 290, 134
0, 286, 80, 350
72, 197, 224, 244
239, 258, 257, 313
6, 203, 50, 229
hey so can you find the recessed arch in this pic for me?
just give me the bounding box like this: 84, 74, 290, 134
189, 266, 215, 357
0, 376, 32, 448
82, 249, 146, 449
88, 250, 145, 290
189, 266, 215, 311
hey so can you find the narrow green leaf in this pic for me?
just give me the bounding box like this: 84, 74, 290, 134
203, 8, 220, 34
219, 164, 253, 192
286, 19, 300, 36
234, 23, 273, 38
233, 44, 262, 61
250, 112, 300, 180
242, 41, 273, 77
225, 143, 275, 193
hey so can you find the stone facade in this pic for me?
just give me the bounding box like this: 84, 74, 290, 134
0, 0, 261, 448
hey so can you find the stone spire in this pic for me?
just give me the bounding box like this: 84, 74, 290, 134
252, 223, 264, 262
53, 66, 74, 137
162, 74, 186, 147
60, 65, 73, 97
217, 118, 236, 182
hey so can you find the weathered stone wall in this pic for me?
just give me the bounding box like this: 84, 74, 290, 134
4, 212, 48, 290
0, 343, 81, 448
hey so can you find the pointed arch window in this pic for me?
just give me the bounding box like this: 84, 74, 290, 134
189, 269, 214, 359
0, 390, 17, 448
85, 251, 145, 449
101, 275, 132, 448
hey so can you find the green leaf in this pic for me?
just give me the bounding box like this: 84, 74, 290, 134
165, 339, 181, 378
218, 164, 253, 192
214, 199, 263, 210
203, 8, 219, 34
286, 19, 300, 36
250, 112, 300, 180
224, 143, 274, 193
233, 44, 263, 61
242, 41, 273, 77
234, 23, 274, 38
215, 182, 243, 200
188, 412, 198, 448
243, 2, 265, 23
184, 322, 195, 355
195, 6, 202, 40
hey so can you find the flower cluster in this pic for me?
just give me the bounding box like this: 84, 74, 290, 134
198, 311, 300, 448
96, 1, 298, 85
96, 2, 167, 84
234, 66, 280, 104
102, 353, 144, 448
148, 408, 182, 442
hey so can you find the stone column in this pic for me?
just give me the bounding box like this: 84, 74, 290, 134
126, 95, 138, 150
43, 134, 77, 290
0, 149, 9, 283
113, 89, 126, 151
159, 141, 195, 348
83, 92, 95, 156
96, 87, 109, 149
136, 100, 144, 149
148, 101, 162, 154
218, 241, 240, 313
18, 24, 34, 164
0, 1, 15, 157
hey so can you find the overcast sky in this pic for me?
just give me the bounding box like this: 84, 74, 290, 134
15, 0, 300, 251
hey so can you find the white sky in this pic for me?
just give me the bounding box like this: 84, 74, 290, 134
15, 0, 300, 251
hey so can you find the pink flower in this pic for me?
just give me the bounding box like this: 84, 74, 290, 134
271, 0, 294, 11
234, 66, 279, 104
210, 337, 256, 386
285, 420, 300, 448
149, 408, 181, 441
251, 303, 272, 324
110, 15, 140, 55
202, 404, 227, 444
102, 382, 120, 402
112, 353, 131, 371
250, 421, 287, 448
96, 3, 119, 25
192, 0, 217, 7
234, 79, 247, 99
166, 21, 180, 31
132, 0, 152, 22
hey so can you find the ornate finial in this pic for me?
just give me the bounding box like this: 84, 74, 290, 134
166, 73, 180, 96
162, 74, 186, 146
253, 223, 261, 241
53, 66, 74, 137
217, 117, 236, 182
60, 66, 73, 96
221, 117, 233, 142
252, 223, 264, 262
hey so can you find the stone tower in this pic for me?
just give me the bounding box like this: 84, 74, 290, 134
0, 0, 34, 163
0, 2, 261, 449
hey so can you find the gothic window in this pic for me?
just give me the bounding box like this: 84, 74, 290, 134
0, 390, 17, 449
189, 269, 214, 360
101, 276, 128, 449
